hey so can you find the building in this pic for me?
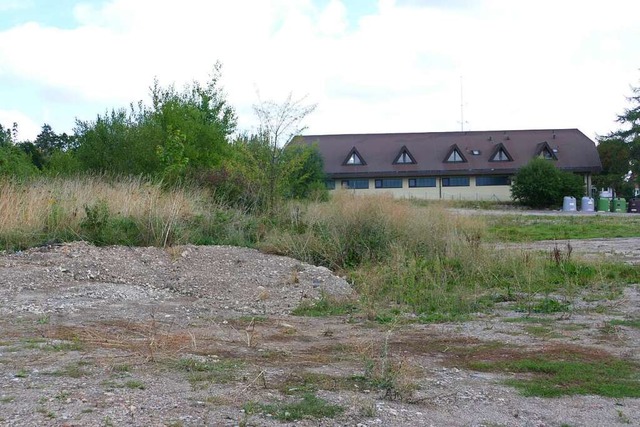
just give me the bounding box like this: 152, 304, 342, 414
296, 129, 602, 201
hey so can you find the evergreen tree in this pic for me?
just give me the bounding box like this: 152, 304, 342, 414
596, 78, 640, 193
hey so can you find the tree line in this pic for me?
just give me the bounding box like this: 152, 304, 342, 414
0, 65, 326, 212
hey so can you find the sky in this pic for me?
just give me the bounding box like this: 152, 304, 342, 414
0, 0, 639, 142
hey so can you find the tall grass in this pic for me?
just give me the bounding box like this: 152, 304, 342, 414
0, 175, 258, 249
2, 179, 637, 320
262, 192, 640, 319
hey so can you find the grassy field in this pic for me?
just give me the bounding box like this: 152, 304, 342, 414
1, 176, 639, 323
485, 214, 640, 242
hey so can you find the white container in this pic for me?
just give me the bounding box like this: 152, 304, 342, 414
562, 196, 577, 212
580, 197, 594, 212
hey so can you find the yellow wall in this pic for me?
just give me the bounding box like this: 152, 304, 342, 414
331, 177, 512, 201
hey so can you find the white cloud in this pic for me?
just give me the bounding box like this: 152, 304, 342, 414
0, 0, 639, 140
0, 109, 40, 140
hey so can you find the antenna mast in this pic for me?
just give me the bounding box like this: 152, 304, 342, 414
460, 76, 464, 132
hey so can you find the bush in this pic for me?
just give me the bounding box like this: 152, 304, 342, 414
511, 158, 584, 208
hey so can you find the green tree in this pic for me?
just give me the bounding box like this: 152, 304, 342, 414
0, 144, 39, 178
511, 158, 585, 208
74, 65, 236, 177
597, 78, 640, 191
75, 107, 156, 174
0, 123, 12, 147
148, 63, 236, 173
281, 143, 326, 199
592, 137, 632, 197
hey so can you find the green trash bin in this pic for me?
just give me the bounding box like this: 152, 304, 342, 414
610, 198, 626, 213
597, 197, 610, 212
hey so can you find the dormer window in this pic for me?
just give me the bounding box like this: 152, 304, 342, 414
535, 141, 558, 160
444, 144, 467, 163
489, 143, 513, 162
393, 146, 416, 164
343, 147, 366, 165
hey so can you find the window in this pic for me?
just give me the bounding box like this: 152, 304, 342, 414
476, 176, 510, 186
325, 180, 336, 190
541, 148, 554, 160
491, 148, 510, 161
489, 143, 513, 162
535, 141, 558, 160
341, 179, 369, 189
408, 177, 436, 188
395, 152, 413, 164
443, 145, 467, 163
442, 176, 470, 187
447, 150, 464, 162
393, 146, 416, 164
343, 147, 366, 165
346, 152, 363, 165
470, 150, 481, 155
375, 179, 402, 189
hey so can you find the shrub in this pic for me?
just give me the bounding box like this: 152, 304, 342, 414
511, 158, 584, 208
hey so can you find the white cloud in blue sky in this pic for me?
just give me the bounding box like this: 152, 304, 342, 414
0, 0, 639, 141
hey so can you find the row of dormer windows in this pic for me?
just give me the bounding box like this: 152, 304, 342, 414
343, 143, 557, 166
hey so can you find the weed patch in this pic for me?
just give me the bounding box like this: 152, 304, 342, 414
466, 345, 640, 398
47, 363, 90, 378
175, 357, 241, 387
244, 393, 343, 422
516, 298, 570, 314
610, 318, 640, 329
291, 295, 358, 317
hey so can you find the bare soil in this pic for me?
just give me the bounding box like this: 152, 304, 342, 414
1, 241, 639, 427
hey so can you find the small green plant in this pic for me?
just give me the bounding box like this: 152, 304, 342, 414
0, 396, 15, 403
55, 391, 70, 401
517, 298, 570, 314
291, 295, 357, 317
14, 368, 29, 378
48, 363, 89, 378
175, 357, 241, 387
523, 325, 562, 339
610, 318, 640, 329
244, 393, 343, 422
124, 380, 145, 390
617, 409, 632, 424
81, 200, 110, 245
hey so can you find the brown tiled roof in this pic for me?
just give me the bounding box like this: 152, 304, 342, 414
295, 129, 601, 178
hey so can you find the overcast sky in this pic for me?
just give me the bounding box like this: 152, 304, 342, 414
0, 0, 639, 141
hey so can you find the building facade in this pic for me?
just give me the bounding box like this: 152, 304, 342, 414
296, 129, 602, 201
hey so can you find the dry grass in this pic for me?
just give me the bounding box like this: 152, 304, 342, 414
0, 175, 202, 234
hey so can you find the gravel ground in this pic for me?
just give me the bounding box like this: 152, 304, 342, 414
0, 241, 639, 427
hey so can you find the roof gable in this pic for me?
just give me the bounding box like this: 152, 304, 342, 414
393, 146, 417, 164
443, 144, 467, 163
489, 143, 513, 162
535, 141, 558, 160
343, 146, 366, 165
